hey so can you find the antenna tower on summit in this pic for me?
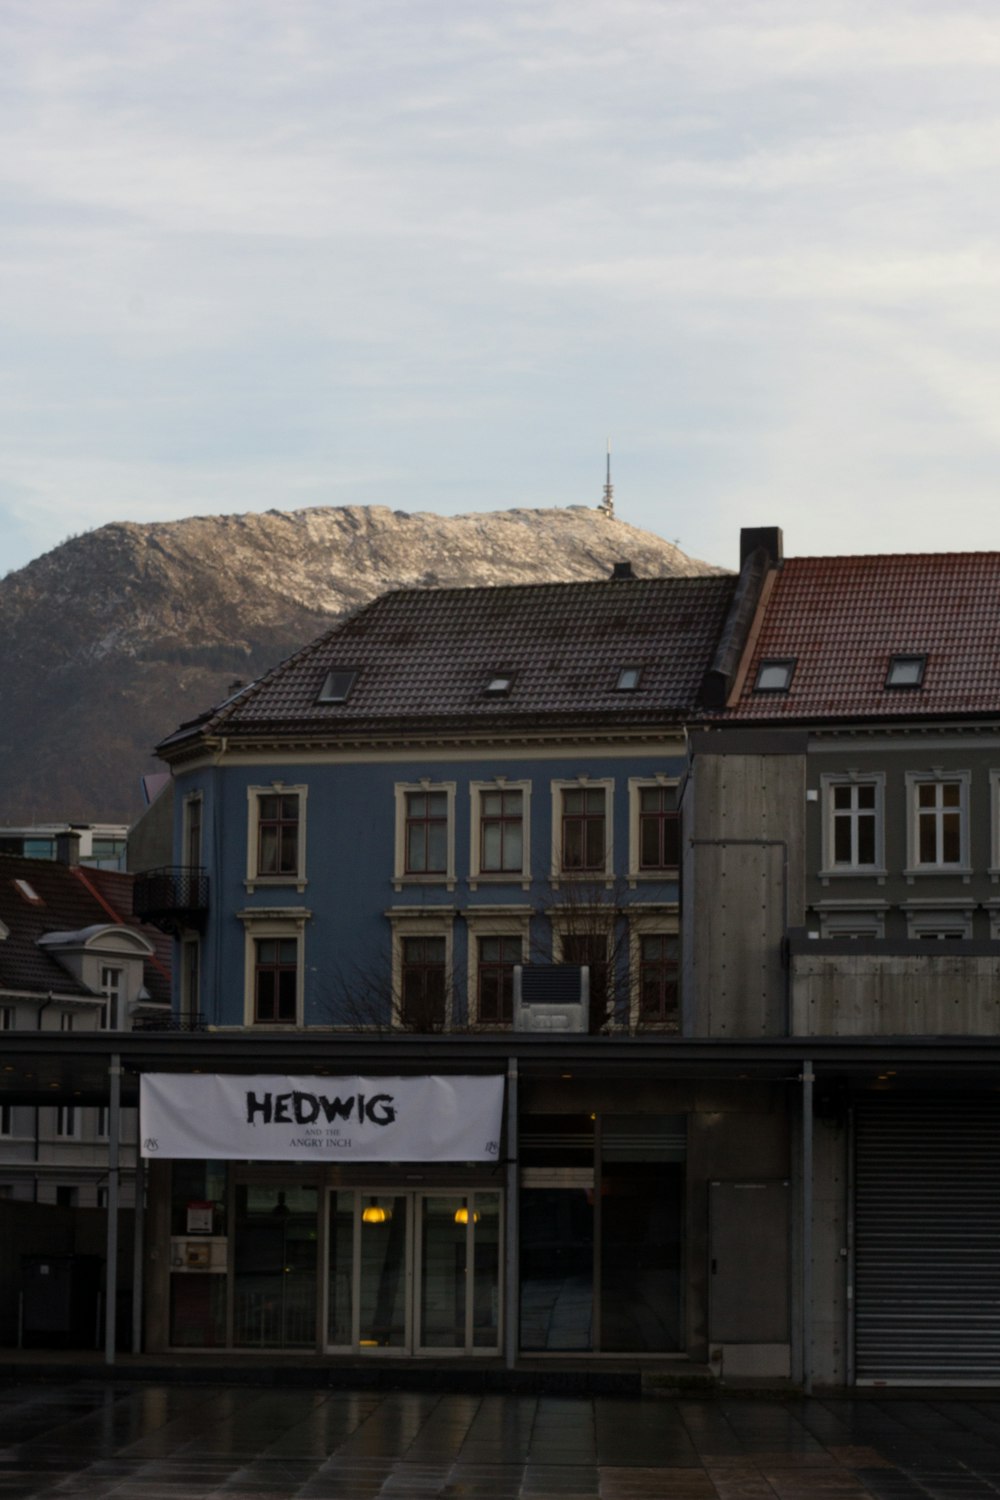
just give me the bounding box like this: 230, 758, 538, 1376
598, 439, 615, 519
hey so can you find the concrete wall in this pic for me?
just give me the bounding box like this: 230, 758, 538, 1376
791, 948, 1000, 1035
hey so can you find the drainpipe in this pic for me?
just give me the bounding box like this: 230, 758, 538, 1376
801, 1058, 814, 1396
104, 1052, 121, 1366
504, 1057, 518, 1370
34, 991, 55, 1202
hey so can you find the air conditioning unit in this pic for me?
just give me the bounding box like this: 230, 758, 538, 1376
512, 965, 589, 1032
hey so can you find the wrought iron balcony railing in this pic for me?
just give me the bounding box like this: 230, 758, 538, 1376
133, 865, 209, 932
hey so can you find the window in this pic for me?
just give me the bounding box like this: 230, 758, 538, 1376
629, 780, 680, 878
394, 783, 456, 889
183, 793, 203, 870
616, 667, 641, 692
1, 1006, 16, 1031
60, 1012, 74, 1032
754, 658, 796, 692
254, 938, 298, 1023
101, 967, 124, 1030
317, 669, 357, 704
389, 913, 454, 1030
477, 936, 520, 1025
55, 1106, 78, 1138
96, 1107, 109, 1139
637, 935, 679, 1026
886, 654, 926, 688
55, 1185, 78, 1208
484, 673, 513, 696
820, 774, 885, 874
817, 908, 886, 939
239, 910, 310, 1027
246, 785, 308, 891
906, 772, 970, 873
180, 938, 200, 1024
401, 936, 447, 1029
406, 791, 448, 873
552, 780, 613, 880
905, 910, 973, 939
0, 1105, 11, 1137
560, 931, 612, 1032
480, 789, 523, 873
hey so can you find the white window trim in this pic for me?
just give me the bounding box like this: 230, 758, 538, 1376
0, 1005, 14, 1030
818, 911, 886, 939
55, 1104, 79, 1139
550, 777, 615, 887
818, 772, 887, 879
393, 781, 457, 892
628, 907, 680, 1032
627, 776, 680, 886
904, 907, 974, 940
469, 780, 531, 890
387, 909, 455, 1030
904, 770, 972, 878
464, 907, 531, 1027
245, 783, 309, 893
237, 907, 311, 1028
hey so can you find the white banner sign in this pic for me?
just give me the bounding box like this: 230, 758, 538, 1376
139, 1074, 504, 1163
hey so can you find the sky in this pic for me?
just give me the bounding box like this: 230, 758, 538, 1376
3, 0, 1000, 578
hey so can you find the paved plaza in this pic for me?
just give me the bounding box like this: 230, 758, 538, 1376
4, 1381, 1000, 1499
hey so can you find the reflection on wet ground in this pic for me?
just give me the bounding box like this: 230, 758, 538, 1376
3, 1381, 1000, 1498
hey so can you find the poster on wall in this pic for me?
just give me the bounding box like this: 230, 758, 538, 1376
140, 1073, 504, 1162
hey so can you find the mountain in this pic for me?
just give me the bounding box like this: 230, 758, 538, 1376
0, 505, 722, 823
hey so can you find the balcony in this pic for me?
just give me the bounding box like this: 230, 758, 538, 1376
133, 866, 209, 933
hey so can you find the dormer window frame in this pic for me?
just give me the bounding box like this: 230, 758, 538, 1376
753, 658, 797, 694
616, 667, 642, 692
316, 669, 358, 705
886, 654, 926, 689
484, 673, 514, 697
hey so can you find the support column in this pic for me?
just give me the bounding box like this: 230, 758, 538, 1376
132, 1154, 145, 1353
504, 1057, 518, 1370
801, 1058, 814, 1396
104, 1053, 121, 1366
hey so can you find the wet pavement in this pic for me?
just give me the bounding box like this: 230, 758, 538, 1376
4, 1382, 1000, 1499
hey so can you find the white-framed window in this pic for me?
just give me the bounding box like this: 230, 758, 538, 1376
97, 1186, 109, 1210
469, 781, 531, 888
464, 908, 531, 1027
551, 778, 614, 884
387, 910, 455, 1030
101, 967, 124, 1031
817, 910, 886, 939
820, 773, 886, 876
628, 908, 680, 1031
905, 771, 971, 874
96, 1107, 109, 1139
183, 791, 203, 870
245, 784, 308, 892
55, 1105, 78, 1139
904, 906, 973, 940
60, 1011, 74, 1032
393, 782, 456, 891
238, 908, 311, 1027
627, 777, 680, 884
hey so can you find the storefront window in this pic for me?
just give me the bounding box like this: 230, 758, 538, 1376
233, 1184, 318, 1348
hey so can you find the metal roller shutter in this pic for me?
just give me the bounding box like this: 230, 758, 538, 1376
855, 1097, 1000, 1385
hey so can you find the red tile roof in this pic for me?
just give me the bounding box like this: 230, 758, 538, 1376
729, 552, 1000, 722
0, 856, 170, 1002
159, 575, 738, 747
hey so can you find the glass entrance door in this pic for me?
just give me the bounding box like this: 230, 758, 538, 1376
326, 1189, 501, 1355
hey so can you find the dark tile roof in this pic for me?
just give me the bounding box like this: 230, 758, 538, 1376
159, 575, 738, 746
0, 856, 170, 1002
728, 552, 1000, 722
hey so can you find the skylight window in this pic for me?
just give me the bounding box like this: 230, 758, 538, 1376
616, 667, 642, 692
13, 878, 42, 905
484, 674, 514, 696
316, 669, 357, 704
886, 655, 926, 689
754, 659, 796, 693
